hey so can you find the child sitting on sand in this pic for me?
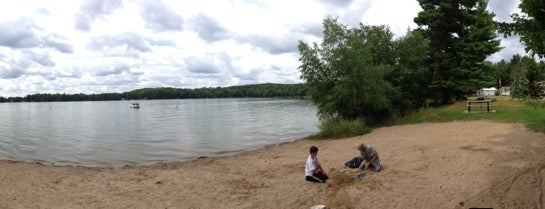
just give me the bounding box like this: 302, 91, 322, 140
358, 143, 381, 172
305, 146, 330, 183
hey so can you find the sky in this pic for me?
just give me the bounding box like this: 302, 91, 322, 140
0, 0, 526, 97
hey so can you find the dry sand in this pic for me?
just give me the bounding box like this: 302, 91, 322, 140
1, 121, 545, 209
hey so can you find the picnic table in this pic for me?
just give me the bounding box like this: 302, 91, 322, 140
466, 100, 491, 112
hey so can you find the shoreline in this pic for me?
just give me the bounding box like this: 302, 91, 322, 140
0, 138, 304, 169
2, 121, 545, 209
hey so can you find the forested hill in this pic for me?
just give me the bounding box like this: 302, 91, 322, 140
0, 83, 307, 103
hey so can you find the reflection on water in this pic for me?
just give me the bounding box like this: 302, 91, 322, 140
0, 98, 319, 167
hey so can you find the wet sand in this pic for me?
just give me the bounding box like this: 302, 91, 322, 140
1, 121, 544, 209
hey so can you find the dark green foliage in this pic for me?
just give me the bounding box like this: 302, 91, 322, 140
487, 54, 545, 99
390, 29, 430, 108
298, 17, 434, 127
0, 83, 307, 102
490, 60, 511, 87
499, 0, 545, 58
299, 1, 501, 133
298, 17, 400, 125
510, 56, 545, 99
414, 0, 500, 104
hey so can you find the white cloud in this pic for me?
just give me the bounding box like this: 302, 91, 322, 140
359, 0, 421, 36
189, 13, 230, 42
0, 0, 528, 97
185, 54, 223, 74
487, 35, 527, 62
140, 0, 184, 32
0, 17, 73, 53
488, 0, 520, 22
87, 32, 152, 56
74, 0, 124, 31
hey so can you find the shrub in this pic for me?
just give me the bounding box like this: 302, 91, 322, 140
524, 99, 545, 109
313, 118, 371, 139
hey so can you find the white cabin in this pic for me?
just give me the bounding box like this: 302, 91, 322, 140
476, 87, 497, 97
500, 86, 511, 96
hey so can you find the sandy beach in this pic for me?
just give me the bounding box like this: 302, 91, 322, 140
1, 121, 545, 209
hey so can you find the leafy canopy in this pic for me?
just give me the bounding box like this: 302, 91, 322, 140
298, 17, 401, 125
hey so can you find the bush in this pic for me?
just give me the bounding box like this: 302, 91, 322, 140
312, 118, 371, 139
524, 99, 545, 109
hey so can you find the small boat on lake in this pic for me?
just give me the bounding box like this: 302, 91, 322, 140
129, 102, 140, 108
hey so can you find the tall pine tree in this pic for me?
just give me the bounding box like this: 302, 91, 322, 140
414, 0, 500, 104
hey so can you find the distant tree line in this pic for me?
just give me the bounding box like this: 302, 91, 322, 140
490, 55, 545, 99
0, 83, 307, 103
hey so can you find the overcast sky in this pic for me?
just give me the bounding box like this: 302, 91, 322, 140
0, 0, 526, 97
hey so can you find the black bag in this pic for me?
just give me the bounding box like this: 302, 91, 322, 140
345, 157, 363, 168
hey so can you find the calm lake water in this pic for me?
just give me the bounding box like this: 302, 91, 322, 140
0, 98, 319, 167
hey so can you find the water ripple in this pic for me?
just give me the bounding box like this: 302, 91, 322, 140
0, 98, 319, 167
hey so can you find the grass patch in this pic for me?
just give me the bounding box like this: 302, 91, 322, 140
309, 118, 371, 139
524, 99, 545, 109
392, 99, 545, 133
308, 97, 545, 139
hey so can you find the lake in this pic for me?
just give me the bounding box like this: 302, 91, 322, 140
0, 98, 319, 167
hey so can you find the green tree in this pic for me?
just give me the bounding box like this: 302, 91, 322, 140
298, 17, 397, 125
391, 29, 430, 108
499, 0, 545, 58
510, 56, 545, 98
414, 0, 501, 104
491, 59, 511, 87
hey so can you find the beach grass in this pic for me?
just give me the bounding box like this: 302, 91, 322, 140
392, 97, 545, 134
308, 118, 372, 139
